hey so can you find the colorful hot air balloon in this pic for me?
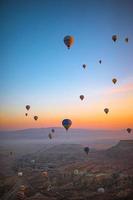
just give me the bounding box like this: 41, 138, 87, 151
34, 116, 38, 121
112, 78, 117, 84
64, 35, 74, 49
84, 147, 89, 155
125, 37, 128, 43
127, 128, 132, 133
82, 64, 86, 69
112, 35, 117, 42
80, 95, 84, 101
62, 119, 72, 131
104, 108, 109, 114
99, 60, 102, 64
26, 105, 30, 111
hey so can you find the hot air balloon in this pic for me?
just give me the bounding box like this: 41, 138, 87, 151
82, 64, 86, 69
62, 119, 72, 131
104, 108, 109, 114
48, 133, 52, 139
80, 95, 84, 101
112, 35, 117, 42
34, 116, 38, 121
112, 78, 117, 84
25, 105, 30, 111
84, 147, 89, 155
127, 128, 132, 133
64, 35, 74, 49
99, 60, 102, 64
51, 129, 55, 133
125, 37, 128, 43
10, 151, 13, 155
25, 113, 28, 116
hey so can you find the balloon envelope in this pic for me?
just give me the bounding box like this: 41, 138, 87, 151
125, 37, 128, 43
104, 108, 109, 114
112, 35, 117, 42
82, 64, 86, 69
64, 35, 74, 49
26, 105, 30, 111
80, 95, 84, 101
48, 133, 52, 139
51, 129, 55, 133
84, 147, 89, 155
34, 116, 38, 121
127, 128, 132, 133
62, 119, 72, 131
112, 78, 117, 84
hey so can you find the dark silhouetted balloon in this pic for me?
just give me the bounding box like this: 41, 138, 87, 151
99, 60, 102, 64
25, 113, 28, 116
127, 128, 132, 133
34, 116, 38, 121
104, 108, 109, 114
80, 95, 84, 101
62, 119, 72, 131
125, 37, 128, 43
51, 129, 55, 133
112, 78, 117, 84
48, 133, 52, 139
26, 105, 30, 111
64, 35, 74, 49
82, 64, 86, 69
84, 147, 89, 155
112, 35, 117, 42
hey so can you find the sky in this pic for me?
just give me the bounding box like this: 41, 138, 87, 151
0, 0, 133, 130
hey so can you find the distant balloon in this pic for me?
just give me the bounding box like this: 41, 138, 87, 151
25, 113, 28, 116
26, 105, 30, 111
51, 129, 55, 133
112, 78, 117, 84
10, 151, 13, 155
64, 35, 74, 49
82, 64, 86, 69
99, 60, 102, 64
84, 147, 89, 155
104, 108, 109, 114
127, 128, 132, 133
62, 119, 72, 131
34, 116, 38, 121
125, 37, 128, 43
112, 35, 117, 42
80, 95, 84, 101
48, 133, 52, 139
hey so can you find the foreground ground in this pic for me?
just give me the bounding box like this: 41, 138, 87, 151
0, 140, 133, 200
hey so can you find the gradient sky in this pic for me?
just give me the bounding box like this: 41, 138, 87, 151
0, 0, 133, 130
